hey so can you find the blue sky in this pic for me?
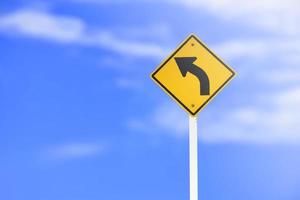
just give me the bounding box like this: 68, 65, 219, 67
1, 0, 300, 199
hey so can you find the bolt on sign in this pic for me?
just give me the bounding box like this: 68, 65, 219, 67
151, 34, 235, 116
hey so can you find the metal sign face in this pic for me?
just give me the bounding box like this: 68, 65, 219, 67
151, 34, 235, 116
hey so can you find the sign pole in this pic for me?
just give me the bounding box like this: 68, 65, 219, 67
151, 34, 235, 199
189, 115, 198, 200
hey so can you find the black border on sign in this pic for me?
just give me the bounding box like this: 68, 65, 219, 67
151, 34, 236, 116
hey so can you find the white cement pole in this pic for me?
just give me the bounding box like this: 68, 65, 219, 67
189, 115, 198, 200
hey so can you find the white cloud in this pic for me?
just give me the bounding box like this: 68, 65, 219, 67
212, 39, 268, 61
0, 9, 168, 58
86, 31, 168, 57
0, 9, 84, 43
128, 103, 188, 138
212, 38, 300, 63
212, 38, 300, 84
115, 77, 144, 90
200, 86, 300, 144
263, 70, 300, 84
59, 0, 300, 65
64, 0, 300, 35
119, 23, 171, 40
178, 0, 300, 36
132, 86, 300, 144
45, 142, 105, 160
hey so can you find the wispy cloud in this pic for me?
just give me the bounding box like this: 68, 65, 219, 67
64, 0, 300, 35
0, 9, 169, 58
212, 37, 300, 86
263, 70, 300, 84
202, 86, 300, 144
45, 142, 105, 160
128, 103, 188, 138
59, 0, 300, 66
115, 77, 144, 90
212, 38, 300, 64
215, 87, 300, 144
179, 0, 300, 35
0, 9, 85, 43
133, 86, 300, 144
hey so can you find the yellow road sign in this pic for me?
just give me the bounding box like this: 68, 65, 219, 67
151, 34, 235, 116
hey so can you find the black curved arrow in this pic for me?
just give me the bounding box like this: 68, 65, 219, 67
175, 57, 210, 95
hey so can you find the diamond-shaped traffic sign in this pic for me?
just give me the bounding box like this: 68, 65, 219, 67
151, 34, 235, 116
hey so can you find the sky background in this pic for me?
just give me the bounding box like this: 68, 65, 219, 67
1, 0, 300, 199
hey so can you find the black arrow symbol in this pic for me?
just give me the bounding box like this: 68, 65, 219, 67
175, 57, 210, 95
